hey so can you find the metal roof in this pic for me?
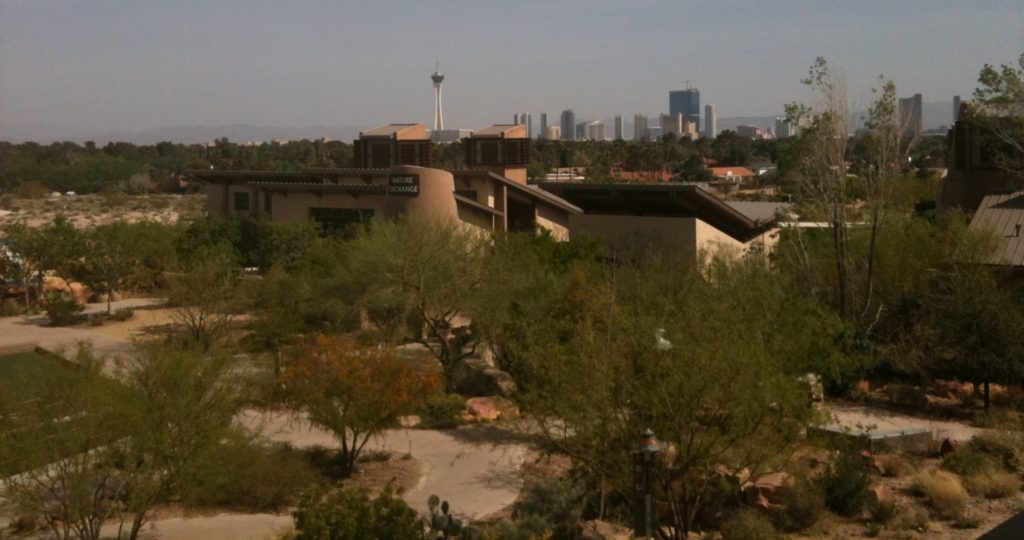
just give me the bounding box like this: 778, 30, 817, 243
537, 182, 778, 242
969, 191, 1024, 267
454, 170, 581, 214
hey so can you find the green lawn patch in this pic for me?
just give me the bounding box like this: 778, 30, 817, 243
0, 349, 82, 403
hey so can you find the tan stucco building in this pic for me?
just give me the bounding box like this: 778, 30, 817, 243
538, 183, 785, 260
192, 124, 579, 239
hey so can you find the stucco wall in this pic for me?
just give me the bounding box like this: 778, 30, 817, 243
536, 202, 571, 241
569, 214, 699, 258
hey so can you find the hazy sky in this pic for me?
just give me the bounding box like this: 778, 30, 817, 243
1, 0, 1022, 138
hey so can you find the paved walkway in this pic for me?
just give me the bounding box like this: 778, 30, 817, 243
0, 312, 530, 538
0, 298, 160, 361
241, 410, 529, 519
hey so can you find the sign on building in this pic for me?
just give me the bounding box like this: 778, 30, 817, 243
388, 174, 420, 196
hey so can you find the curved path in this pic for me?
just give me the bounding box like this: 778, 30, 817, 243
0, 309, 529, 538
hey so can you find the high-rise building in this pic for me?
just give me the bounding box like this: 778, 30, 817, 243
540, 113, 548, 139
774, 116, 798, 139
545, 125, 561, 140
953, 95, 962, 122
669, 88, 700, 131
560, 109, 576, 141
898, 93, 923, 138
525, 113, 532, 139
513, 113, 520, 125
614, 115, 624, 140
431, 63, 445, 130
633, 114, 649, 141
585, 121, 605, 141
575, 122, 587, 140
704, 104, 717, 138
660, 113, 684, 137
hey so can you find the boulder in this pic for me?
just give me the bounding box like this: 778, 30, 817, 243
461, 396, 519, 423
399, 415, 422, 428
580, 519, 633, 540
42, 276, 70, 295
871, 483, 895, 502
452, 357, 517, 397
67, 282, 91, 305
742, 472, 791, 509
940, 438, 959, 456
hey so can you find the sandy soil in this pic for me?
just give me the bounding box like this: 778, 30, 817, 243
87, 307, 179, 342
827, 403, 983, 442
0, 194, 204, 228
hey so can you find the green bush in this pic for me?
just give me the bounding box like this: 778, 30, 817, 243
44, 291, 83, 326
292, 486, 421, 540
869, 499, 898, 523
110, 307, 134, 321
720, 509, 779, 540
417, 393, 466, 429
942, 448, 995, 477
474, 516, 553, 540
885, 383, 928, 408
773, 479, 824, 532
969, 432, 1024, 472
0, 298, 27, 317
820, 452, 874, 517
512, 478, 585, 539
178, 437, 319, 511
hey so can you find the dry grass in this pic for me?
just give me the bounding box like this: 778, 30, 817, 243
966, 470, 1020, 499
911, 468, 967, 518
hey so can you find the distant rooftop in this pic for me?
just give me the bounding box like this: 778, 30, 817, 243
969, 191, 1024, 267
360, 124, 428, 138
472, 124, 526, 137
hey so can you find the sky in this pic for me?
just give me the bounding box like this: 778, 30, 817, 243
1, 0, 1022, 140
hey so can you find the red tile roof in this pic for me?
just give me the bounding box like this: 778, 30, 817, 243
709, 166, 755, 178
609, 168, 674, 182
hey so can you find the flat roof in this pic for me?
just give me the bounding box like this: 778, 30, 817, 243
969, 191, 1024, 267
360, 124, 428, 138
537, 182, 777, 241
472, 124, 524, 137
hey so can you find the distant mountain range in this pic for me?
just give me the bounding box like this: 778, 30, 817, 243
2, 101, 959, 144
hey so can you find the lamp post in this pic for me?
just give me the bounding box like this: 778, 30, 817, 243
633, 428, 663, 539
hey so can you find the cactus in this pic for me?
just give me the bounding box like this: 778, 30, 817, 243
426, 494, 463, 538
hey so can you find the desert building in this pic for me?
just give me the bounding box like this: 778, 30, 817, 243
192, 124, 578, 239
539, 182, 786, 260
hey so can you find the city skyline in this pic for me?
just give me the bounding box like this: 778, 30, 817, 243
1, 1, 1021, 142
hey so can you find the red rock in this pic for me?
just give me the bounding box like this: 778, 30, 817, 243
67, 282, 91, 305
742, 472, 791, 509
461, 396, 519, 423
871, 483, 895, 502
42, 275, 70, 295
856, 380, 871, 393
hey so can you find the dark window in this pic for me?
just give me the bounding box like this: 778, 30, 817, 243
263, 193, 272, 214
370, 142, 392, 168
233, 192, 250, 212
476, 140, 501, 164
309, 207, 374, 235
504, 139, 530, 165
398, 142, 418, 165
455, 190, 478, 201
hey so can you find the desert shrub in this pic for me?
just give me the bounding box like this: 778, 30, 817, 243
869, 499, 898, 523
820, 452, 874, 517
0, 298, 27, 317
417, 392, 466, 429
969, 432, 1024, 471
720, 509, 779, 540
879, 454, 915, 477
965, 470, 1019, 499
87, 312, 107, 326
773, 479, 824, 532
14, 181, 48, 199
897, 507, 929, 532
179, 438, 319, 511
951, 510, 983, 529
512, 478, 586, 539
942, 448, 996, 476
910, 469, 967, 518
474, 516, 553, 540
885, 383, 928, 408
992, 386, 1024, 411
292, 486, 421, 540
44, 291, 83, 326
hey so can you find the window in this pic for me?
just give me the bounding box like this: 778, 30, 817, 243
476, 140, 501, 165
263, 193, 272, 214
233, 192, 250, 212
309, 207, 374, 235
369, 143, 392, 168
454, 190, 478, 201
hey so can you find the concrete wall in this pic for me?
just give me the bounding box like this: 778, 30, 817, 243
570, 214, 775, 261
536, 202, 570, 241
